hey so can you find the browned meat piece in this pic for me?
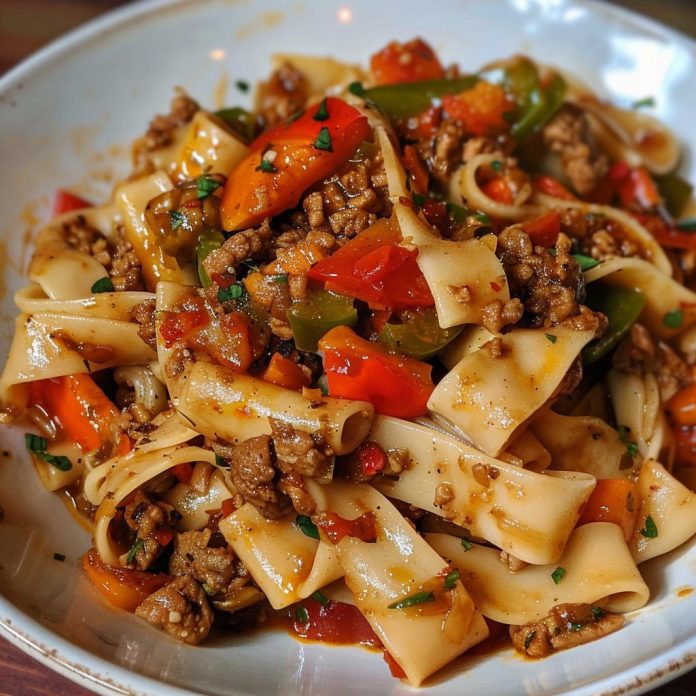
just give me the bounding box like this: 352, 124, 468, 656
123, 492, 180, 570
110, 230, 145, 291
542, 104, 609, 195
62, 215, 105, 253
426, 121, 465, 185
510, 603, 624, 658
497, 226, 605, 333
130, 299, 157, 351
269, 418, 334, 479
169, 529, 235, 595
227, 435, 292, 519
480, 298, 524, 334
202, 220, 272, 280
135, 575, 213, 645
143, 93, 199, 151
257, 62, 309, 128
613, 323, 692, 400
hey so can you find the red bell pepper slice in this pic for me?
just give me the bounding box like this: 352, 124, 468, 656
533, 175, 577, 201
220, 97, 371, 231
521, 210, 561, 247
370, 37, 444, 86
28, 374, 130, 454
307, 218, 434, 310
318, 325, 434, 418
633, 212, 696, 253
53, 189, 92, 217
441, 81, 513, 136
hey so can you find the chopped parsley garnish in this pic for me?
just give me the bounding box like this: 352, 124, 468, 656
572, 253, 600, 271
446, 202, 468, 223
411, 192, 427, 207
677, 219, 696, 232
639, 515, 658, 539
295, 605, 310, 624
591, 605, 605, 621
443, 569, 460, 589
217, 284, 244, 302
490, 159, 503, 172
196, 175, 222, 199
312, 98, 330, 121
313, 126, 333, 152
53, 553, 66, 562
663, 308, 684, 329
545, 333, 557, 344
632, 96, 655, 110
235, 79, 249, 93
214, 454, 227, 467
570, 622, 584, 632
272, 274, 289, 284
90, 277, 114, 294
551, 566, 566, 584
296, 514, 320, 539
126, 538, 144, 564
460, 538, 473, 551
311, 590, 329, 606
348, 81, 366, 97
618, 425, 639, 457
474, 211, 491, 225
388, 590, 436, 610
524, 631, 536, 650
255, 158, 277, 173
169, 209, 186, 230
24, 433, 72, 471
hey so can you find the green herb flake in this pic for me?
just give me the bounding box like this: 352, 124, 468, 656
126, 538, 144, 564
272, 274, 289, 284
284, 109, 305, 126
196, 175, 222, 199
348, 81, 366, 97
411, 193, 427, 208
217, 284, 245, 302
169, 209, 186, 230
214, 454, 227, 467
388, 590, 436, 610
53, 553, 66, 562
632, 96, 656, 110
235, 79, 250, 93
474, 211, 491, 225
295, 605, 310, 624
241, 258, 260, 273
24, 433, 72, 471
618, 425, 639, 458
545, 333, 557, 344
490, 159, 503, 173
255, 158, 277, 173
443, 569, 460, 589
570, 622, 584, 632
461, 538, 473, 551
311, 591, 329, 606
639, 515, 658, 539
313, 97, 330, 122
313, 126, 333, 152
548, 247, 557, 257
551, 566, 566, 585
524, 631, 536, 650
90, 277, 114, 294
663, 308, 684, 329
591, 605, 605, 621
677, 219, 696, 232
572, 253, 600, 271
296, 514, 320, 539
446, 202, 468, 223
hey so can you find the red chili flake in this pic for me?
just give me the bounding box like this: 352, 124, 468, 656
490, 281, 502, 292
357, 441, 388, 477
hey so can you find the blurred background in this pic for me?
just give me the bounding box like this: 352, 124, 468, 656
0, 0, 695, 695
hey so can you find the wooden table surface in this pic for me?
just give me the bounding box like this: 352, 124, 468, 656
1, 1, 696, 694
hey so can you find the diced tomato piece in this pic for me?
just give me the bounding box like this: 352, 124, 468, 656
402, 145, 429, 195
414, 105, 442, 140
151, 528, 174, 547
159, 309, 209, 348
441, 81, 513, 136
314, 511, 378, 544
633, 212, 696, 253
53, 189, 92, 217
370, 38, 444, 86
356, 441, 388, 477
221, 498, 237, 518
481, 176, 514, 204
534, 175, 577, 201
172, 462, 194, 484
307, 218, 434, 311
319, 326, 434, 418
521, 211, 561, 247
263, 352, 311, 391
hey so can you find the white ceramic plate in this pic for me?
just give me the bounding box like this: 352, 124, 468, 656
1, 0, 695, 694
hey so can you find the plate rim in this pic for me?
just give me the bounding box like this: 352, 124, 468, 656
1, 0, 695, 694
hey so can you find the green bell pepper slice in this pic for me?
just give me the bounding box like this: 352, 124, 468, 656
656, 172, 694, 217
359, 76, 478, 121
196, 229, 225, 288
582, 283, 646, 364
378, 308, 462, 359
288, 290, 358, 351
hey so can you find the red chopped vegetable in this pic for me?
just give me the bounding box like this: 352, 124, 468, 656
521, 210, 561, 247
370, 37, 444, 86
314, 511, 378, 544
441, 81, 512, 136
159, 309, 209, 348
356, 441, 389, 477
53, 189, 92, 217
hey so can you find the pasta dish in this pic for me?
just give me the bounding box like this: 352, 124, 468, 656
2, 38, 696, 686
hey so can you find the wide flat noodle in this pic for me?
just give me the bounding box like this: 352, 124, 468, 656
270, 53, 365, 98
307, 480, 487, 687
630, 459, 696, 564
219, 505, 342, 609
371, 416, 595, 565
428, 326, 596, 456
427, 523, 649, 625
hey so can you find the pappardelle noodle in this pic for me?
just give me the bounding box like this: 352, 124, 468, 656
4, 38, 696, 686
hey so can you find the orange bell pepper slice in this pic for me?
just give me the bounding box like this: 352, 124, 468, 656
578, 479, 637, 540
262, 353, 311, 391
370, 37, 444, 86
